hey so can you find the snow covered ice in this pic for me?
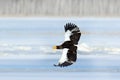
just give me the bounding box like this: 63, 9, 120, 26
0, 18, 120, 80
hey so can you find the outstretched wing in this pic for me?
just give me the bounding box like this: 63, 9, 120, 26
54, 44, 77, 67
54, 48, 73, 67
64, 23, 81, 44
54, 48, 76, 67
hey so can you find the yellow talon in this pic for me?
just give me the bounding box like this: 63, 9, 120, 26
53, 46, 57, 49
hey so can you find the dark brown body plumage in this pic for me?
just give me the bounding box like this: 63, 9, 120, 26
56, 41, 77, 62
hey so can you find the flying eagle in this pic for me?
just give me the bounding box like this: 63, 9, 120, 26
53, 23, 81, 67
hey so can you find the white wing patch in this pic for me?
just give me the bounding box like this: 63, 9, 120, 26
58, 48, 68, 64
64, 30, 72, 41
58, 30, 71, 64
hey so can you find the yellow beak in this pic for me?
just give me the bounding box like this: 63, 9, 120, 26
53, 46, 57, 50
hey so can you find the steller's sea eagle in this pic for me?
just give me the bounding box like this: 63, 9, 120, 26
53, 23, 81, 67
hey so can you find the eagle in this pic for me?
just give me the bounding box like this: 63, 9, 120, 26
53, 23, 81, 67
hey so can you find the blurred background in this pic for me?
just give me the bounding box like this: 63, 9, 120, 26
0, 0, 120, 17
0, 0, 120, 80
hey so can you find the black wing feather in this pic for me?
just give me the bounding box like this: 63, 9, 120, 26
64, 23, 81, 45
64, 23, 77, 32
54, 61, 73, 67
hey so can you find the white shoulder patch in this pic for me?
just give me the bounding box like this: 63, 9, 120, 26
64, 30, 71, 41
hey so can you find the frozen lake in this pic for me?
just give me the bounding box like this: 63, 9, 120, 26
0, 55, 120, 80
0, 18, 120, 80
